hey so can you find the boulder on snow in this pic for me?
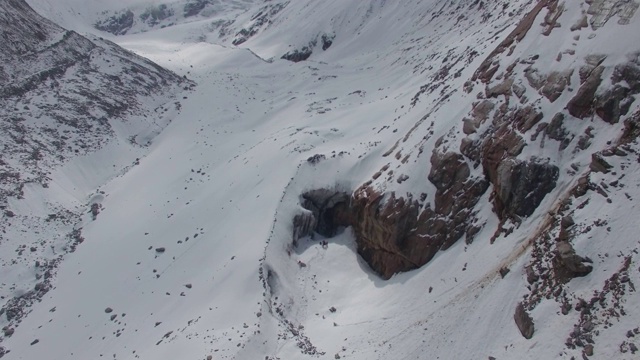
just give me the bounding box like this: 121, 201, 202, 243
514, 302, 535, 339
553, 241, 593, 282
589, 153, 613, 173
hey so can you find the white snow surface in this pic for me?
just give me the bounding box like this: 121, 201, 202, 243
3, 0, 640, 359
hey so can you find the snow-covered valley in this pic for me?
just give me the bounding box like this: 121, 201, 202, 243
2, 0, 640, 359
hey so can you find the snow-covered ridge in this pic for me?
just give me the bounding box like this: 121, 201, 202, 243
0, 1, 190, 356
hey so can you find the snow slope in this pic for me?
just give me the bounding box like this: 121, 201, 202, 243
3, 0, 640, 359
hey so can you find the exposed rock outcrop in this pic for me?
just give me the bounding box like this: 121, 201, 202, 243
553, 241, 593, 282
184, 0, 211, 18
288, 2, 639, 284
514, 303, 535, 339
587, 0, 640, 29
492, 159, 559, 218
300, 189, 351, 237
281, 47, 313, 63
296, 150, 488, 279
94, 10, 134, 35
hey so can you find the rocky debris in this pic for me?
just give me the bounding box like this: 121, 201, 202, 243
105, 307, 113, 313
553, 241, 593, 282
584, 344, 594, 357
94, 10, 134, 35
526, 265, 539, 284
514, 303, 535, 339
0, 255, 58, 334
566, 256, 635, 353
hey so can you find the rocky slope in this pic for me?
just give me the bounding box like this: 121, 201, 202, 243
0, 0, 190, 355
281, 0, 640, 357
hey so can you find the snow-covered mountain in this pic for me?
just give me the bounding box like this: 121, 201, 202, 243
2, 0, 640, 359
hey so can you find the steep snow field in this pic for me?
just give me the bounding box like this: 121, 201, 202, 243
2, 0, 640, 359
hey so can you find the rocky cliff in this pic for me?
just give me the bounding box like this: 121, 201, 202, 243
284, 2, 640, 356
292, 0, 639, 281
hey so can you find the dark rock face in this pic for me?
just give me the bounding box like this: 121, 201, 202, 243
567, 64, 604, 119
545, 113, 572, 150
281, 47, 313, 62
346, 149, 488, 279
184, 0, 211, 18
564, 53, 638, 124
492, 159, 559, 218
590, 153, 613, 173
351, 190, 423, 278
553, 241, 593, 282
296, 150, 488, 279
300, 189, 351, 237
321, 33, 335, 51
94, 10, 134, 35
428, 151, 489, 248
593, 57, 640, 123
140, 4, 174, 27
514, 303, 535, 339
